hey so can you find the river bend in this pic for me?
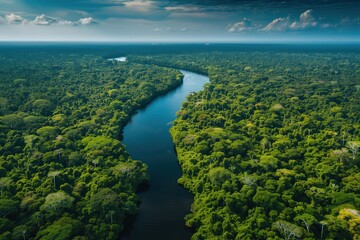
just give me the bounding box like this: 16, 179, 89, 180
121, 70, 209, 240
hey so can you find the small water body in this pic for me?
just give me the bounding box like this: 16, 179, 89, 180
121, 70, 209, 240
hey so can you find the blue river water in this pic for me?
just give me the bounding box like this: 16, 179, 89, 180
121, 70, 209, 240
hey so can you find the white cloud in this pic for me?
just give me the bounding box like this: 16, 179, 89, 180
32, 14, 58, 25
77, 17, 97, 25
262, 17, 288, 31
227, 18, 252, 32
170, 12, 210, 18
124, 1, 158, 13
58, 19, 73, 25
290, 9, 318, 29
0, 13, 98, 27
165, 6, 201, 12
166, 4, 215, 19
5, 13, 27, 24
154, 26, 188, 32
301, 10, 315, 22
320, 23, 336, 28
262, 9, 332, 32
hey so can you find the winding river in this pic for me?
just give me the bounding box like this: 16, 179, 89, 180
121, 70, 209, 240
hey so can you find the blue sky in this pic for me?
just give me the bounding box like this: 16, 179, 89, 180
0, 0, 359, 42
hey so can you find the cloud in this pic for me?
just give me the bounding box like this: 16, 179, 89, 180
340, 17, 360, 26
320, 23, 337, 29
123, 0, 159, 13
262, 9, 333, 31
154, 26, 171, 31
14, 0, 123, 12
97, 1, 169, 20
5, 13, 27, 24
165, 6, 201, 12
227, 18, 252, 32
262, 17, 289, 31
32, 14, 58, 25
0, 13, 98, 26
169, 12, 211, 18
58, 20, 74, 25
77, 17, 97, 25
290, 9, 318, 29
154, 26, 188, 32
229, 10, 327, 33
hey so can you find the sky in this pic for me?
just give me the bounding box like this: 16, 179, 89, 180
0, 0, 359, 42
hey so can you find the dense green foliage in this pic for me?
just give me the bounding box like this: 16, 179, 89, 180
131, 51, 360, 239
0, 48, 182, 239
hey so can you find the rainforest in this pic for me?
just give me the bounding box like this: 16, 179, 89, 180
0, 43, 359, 240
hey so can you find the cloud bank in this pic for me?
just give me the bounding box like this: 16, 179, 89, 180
262, 9, 330, 31
228, 9, 342, 33
0, 13, 97, 26
0, 0, 358, 42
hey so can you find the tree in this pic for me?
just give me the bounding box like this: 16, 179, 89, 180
108, 210, 115, 224
0, 199, 18, 218
32, 99, 54, 116
0, 217, 13, 233
207, 167, 232, 186
48, 171, 61, 189
88, 188, 120, 217
273, 220, 303, 240
253, 189, 280, 211
294, 213, 317, 232
36, 126, 58, 141
81, 136, 124, 164
22, 229, 26, 240
332, 148, 349, 163
34, 217, 83, 240
338, 208, 360, 239
40, 191, 74, 215
92, 159, 99, 168
0, 114, 25, 129
0, 97, 8, 114
260, 137, 271, 152
241, 175, 257, 187
320, 221, 327, 240
259, 155, 279, 171
347, 141, 360, 161
12, 225, 27, 240
0, 177, 12, 196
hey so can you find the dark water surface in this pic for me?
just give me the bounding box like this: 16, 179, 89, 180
121, 70, 209, 240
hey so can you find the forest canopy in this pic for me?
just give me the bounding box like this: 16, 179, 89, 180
130, 49, 360, 239
0, 46, 182, 239
0, 44, 359, 240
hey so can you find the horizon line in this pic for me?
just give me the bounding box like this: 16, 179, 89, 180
0, 40, 360, 45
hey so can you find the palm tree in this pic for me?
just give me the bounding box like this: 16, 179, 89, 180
347, 141, 360, 161
48, 171, 60, 189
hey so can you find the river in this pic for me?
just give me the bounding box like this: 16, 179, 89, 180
121, 70, 209, 240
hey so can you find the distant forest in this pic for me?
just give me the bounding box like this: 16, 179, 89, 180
0, 44, 360, 239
